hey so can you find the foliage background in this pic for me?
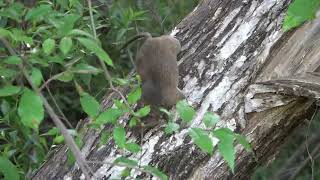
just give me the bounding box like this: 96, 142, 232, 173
0, 0, 198, 178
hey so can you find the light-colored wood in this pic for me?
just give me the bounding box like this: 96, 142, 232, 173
32, 0, 320, 179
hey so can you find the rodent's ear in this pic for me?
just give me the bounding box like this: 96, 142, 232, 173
170, 37, 181, 54
164, 36, 181, 54
177, 87, 185, 100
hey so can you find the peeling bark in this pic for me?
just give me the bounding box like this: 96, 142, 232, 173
32, 0, 320, 179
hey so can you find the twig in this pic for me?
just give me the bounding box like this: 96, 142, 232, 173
45, 85, 73, 129
272, 132, 320, 179
87, 0, 97, 39
305, 107, 318, 180
288, 142, 320, 180
0, 38, 93, 179
86, 0, 133, 113
144, 0, 165, 33
39, 72, 64, 91
127, 49, 136, 71
287, 109, 319, 180
86, 2, 152, 177
87, 0, 111, 86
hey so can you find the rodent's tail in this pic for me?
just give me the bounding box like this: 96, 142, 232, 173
120, 32, 152, 50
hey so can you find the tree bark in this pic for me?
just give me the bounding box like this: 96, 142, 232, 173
32, 0, 320, 179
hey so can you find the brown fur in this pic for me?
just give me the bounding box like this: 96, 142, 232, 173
135, 35, 184, 107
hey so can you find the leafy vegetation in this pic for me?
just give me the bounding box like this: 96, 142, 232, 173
0, 0, 205, 179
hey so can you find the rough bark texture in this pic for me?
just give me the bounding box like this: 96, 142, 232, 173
32, 0, 320, 179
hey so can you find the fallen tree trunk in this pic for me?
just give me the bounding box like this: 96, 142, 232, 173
32, 0, 320, 179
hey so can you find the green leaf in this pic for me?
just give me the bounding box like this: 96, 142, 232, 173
4, 56, 21, 65
25, 5, 52, 22
95, 108, 123, 125
66, 134, 83, 165
121, 168, 131, 178
188, 128, 213, 154
74, 81, 84, 96
176, 100, 195, 123
164, 122, 180, 135
0, 3, 24, 22
80, 93, 100, 118
116, 28, 127, 41
114, 99, 129, 112
75, 135, 83, 147
127, 87, 141, 104
69, 0, 80, 8
1, 100, 11, 115
203, 112, 219, 128
159, 107, 171, 116
53, 135, 64, 144
113, 78, 130, 85
11, 29, 33, 44
79, 74, 92, 88
212, 128, 235, 172
57, 0, 69, 9
134, 105, 150, 117
67, 150, 76, 165
68, 29, 95, 40
46, 55, 63, 65
30, 68, 43, 87
235, 134, 252, 152
43, 38, 55, 55
283, 0, 320, 31
99, 131, 111, 146
159, 107, 173, 121
114, 157, 138, 167
212, 128, 234, 137
129, 117, 138, 128
0, 156, 19, 180
0, 28, 12, 38
59, 37, 73, 55
53, 14, 80, 36
18, 89, 44, 129
56, 71, 74, 82
0, 68, 17, 79
77, 37, 114, 67
113, 126, 126, 148
43, 127, 59, 136
0, 86, 21, 97
125, 142, 141, 153
72, 63, 101, 75
142, 165, 168, 180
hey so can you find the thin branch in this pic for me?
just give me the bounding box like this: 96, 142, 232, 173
288, 142, 320, 180
287, 107, 319, 180
39, 72, 64, 91
144, 0, 165, 33
87, 0, 112, 87
0, 38, 93, 179
86, 0, 134, 113
272, 132, 320, 179
305, 107, 318, 180
87, 0, 97, 39
45, 85, 73, 129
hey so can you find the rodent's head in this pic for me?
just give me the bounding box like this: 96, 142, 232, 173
161, 35, 181, 55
